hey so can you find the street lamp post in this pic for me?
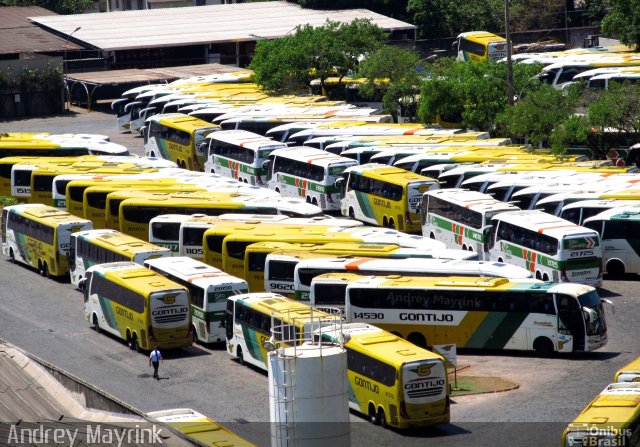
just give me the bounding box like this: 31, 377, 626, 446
63, 26, 81, 110
504, 0, 515, 106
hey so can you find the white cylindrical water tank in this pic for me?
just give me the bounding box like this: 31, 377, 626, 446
268, 344, 349, 447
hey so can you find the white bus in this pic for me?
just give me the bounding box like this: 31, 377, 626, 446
583, 206, 640, 277
487, 210, 603, 286
559, 199, 640, 225
69, 229, 171, 288
144, 256, 249, 344
148, 213, 362, 255
292, 256, 534, 302
203, 129, 287, 185
343, 275, 608, 354
421, 188, 520, 258
263, 147, 357, 211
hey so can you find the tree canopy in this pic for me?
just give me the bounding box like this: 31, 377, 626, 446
601, 0, 640, 49
551, 83, 640, 160
250, 19, 387, 94
357, 46, 422, 121
0, 0, 94, 14
417, 60, 543, 131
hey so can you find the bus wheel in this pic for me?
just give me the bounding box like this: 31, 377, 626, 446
130, 335, 140, 353
39, 262, 49, 278
92, 314, 100, 333
275, 188, 280, 194
606, 260, 625, 278
535, 271, 542, 280
407, 333, 427, 349
349, 208, 355, 219
210, 169, 215, 174
498, 257, 504, 263
533, 337, 554, 357
378, 408, 387, 429
312, 198, 318, 206
9, 248, 15, 263
306, 196, 312, 204
368, 403, 378, 425
192, 325, 198, 344
542, 273, 550, 282
149, 151, 156, 157
237, 347, 244, 365
382, 216, 388, 227
388, 218, 395, 229
429, 232, 435, 240
462, 244, 467, 250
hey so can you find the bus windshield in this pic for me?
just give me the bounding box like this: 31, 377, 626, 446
578, 290, 607, 337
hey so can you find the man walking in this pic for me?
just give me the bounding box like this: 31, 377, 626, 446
149, 346, 162, 380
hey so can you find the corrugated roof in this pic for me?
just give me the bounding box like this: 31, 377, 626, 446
30, 1, 416, 52
0, 6, 81, 55
66, 63, 245, 86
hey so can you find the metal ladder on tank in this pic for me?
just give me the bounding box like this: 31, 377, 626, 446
270, 319, 298, 447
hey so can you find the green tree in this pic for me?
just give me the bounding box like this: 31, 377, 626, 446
551, 83, 640, 160
417, 59, 542, 132
357, 46, 422, 120
250, 19, 386, 94
0, 0, 94, 14
495, 84, 577, 148
601, 0, 640, 48
407, 0, 503, 39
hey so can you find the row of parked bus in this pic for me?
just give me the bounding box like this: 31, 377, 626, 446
0, 202, 457, 430
0, 203, 612, 431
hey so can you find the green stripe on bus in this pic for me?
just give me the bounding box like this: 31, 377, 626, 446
354, 191, 376, 220
430, 215, 483, 241
98, 295, 118, 329
156, 140, 172, 161
628, 239, 640, 258
241, 326, 264, 362
499, 242, 564, 269
482, 312, 529, 350
464, 312, 508, 349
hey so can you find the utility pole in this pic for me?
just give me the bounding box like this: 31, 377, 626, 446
505, 0, 515, 106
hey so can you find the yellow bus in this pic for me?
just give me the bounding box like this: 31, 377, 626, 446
69, 228, 171, 289
344, 275, 608, 354
113, 191, 323, 241
28, 163, 160, 206
146, 408, 257, 447
0, 155, 96, 197
455, 31, 509, 62
615, 357, 640, 383
83, 261, 192, 351
318, 322, 450, 429
144, 114, 220, 171
561, 383, 640, 446
65, 176, 189, 217
337, 163, 438, 232
0, 132, 128, 158
224, 292, 340, 369
82, 184, 203, 228
1, 204, 93, 278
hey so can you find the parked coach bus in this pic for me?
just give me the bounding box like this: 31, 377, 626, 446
343, 275, 608, 354
2, 204, 92, 278
83, 261, 192, 352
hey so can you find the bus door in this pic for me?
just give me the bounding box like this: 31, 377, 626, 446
225, 299, 234, 340
556, 294, 582, 352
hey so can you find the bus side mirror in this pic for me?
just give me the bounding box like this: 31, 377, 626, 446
334, 177, 344, 188
582, 307, 596, 323
601, 298, 615, 314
